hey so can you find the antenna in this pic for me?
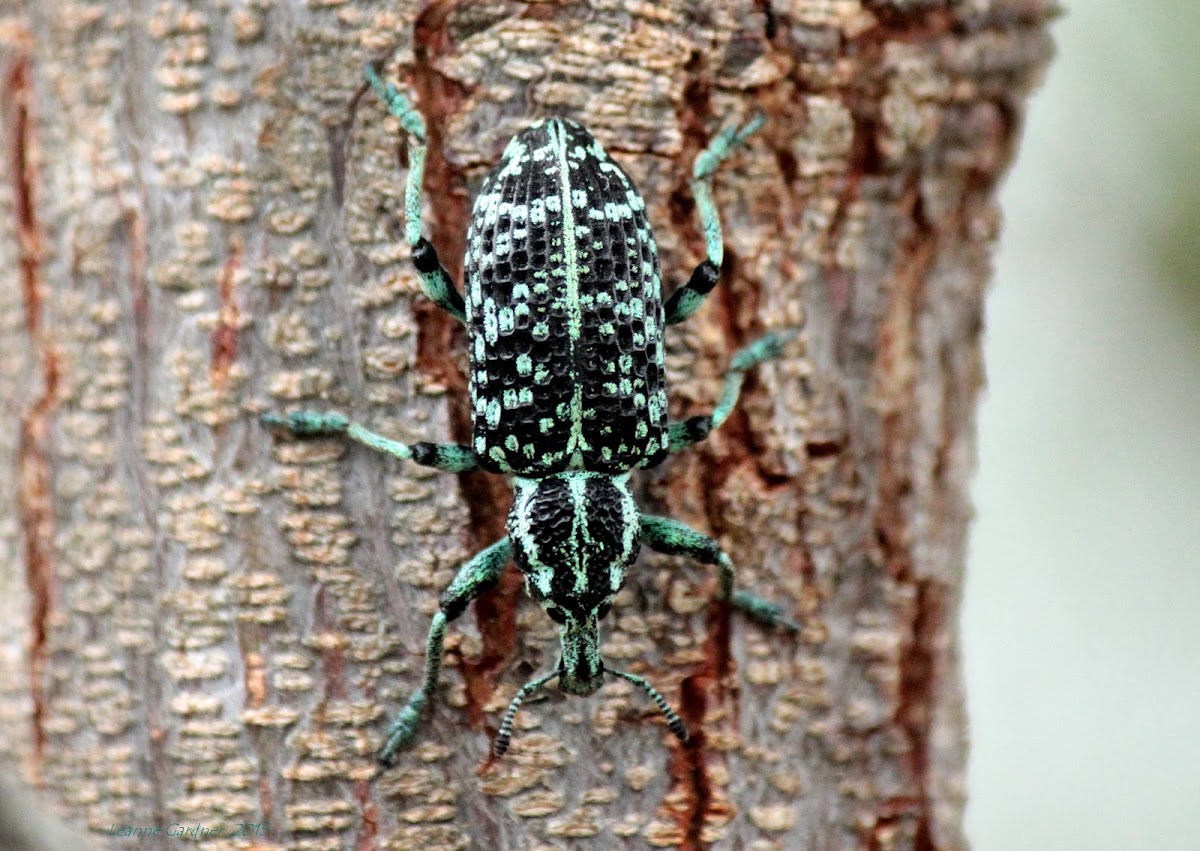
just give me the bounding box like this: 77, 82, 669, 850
609, 669, 689, 743
493, 670, 559, 757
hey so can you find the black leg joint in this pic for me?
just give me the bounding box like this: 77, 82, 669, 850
688, 260, 720, 295
440, 579, 498, 621
412, 237, 440, 274
696, 539, 722, 564
410, 442, 437, 465
665, 261, 720, 319
440, 595, 469, 621
682, 415, 711, 444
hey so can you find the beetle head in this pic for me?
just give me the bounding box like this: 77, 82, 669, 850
507, 472, 640, 694
496, 473, 688, 755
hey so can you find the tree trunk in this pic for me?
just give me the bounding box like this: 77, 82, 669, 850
0, 2, 1053, 849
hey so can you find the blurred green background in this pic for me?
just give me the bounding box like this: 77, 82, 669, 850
964, 2, 1200, 848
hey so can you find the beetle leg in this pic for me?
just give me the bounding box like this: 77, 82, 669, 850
664, 259, 719, 329
379, 538, 513, 765
640, 514, 799, 633
665, 113, 764, 326
365, 66, 467, 323
261, 411, 478, 472
664, 330, 794, 455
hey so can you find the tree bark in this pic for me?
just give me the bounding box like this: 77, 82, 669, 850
0, 1, 1053, 849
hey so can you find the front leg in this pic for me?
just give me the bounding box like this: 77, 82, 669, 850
640, 515, 799, 632
365, 66, 466, 323
664, 114, 765, 326
262, 411, 478, 472
379, 538, 513, 765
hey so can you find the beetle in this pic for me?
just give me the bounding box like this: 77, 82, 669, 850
263, 66, 799, 765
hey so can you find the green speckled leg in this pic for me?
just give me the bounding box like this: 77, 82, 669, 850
365, 66, 466, 323
664, 113, 765, 326
379, 538, 513, 765
640, 514, 799, 633
261, 411, 478, 472
665, 330, 795, 454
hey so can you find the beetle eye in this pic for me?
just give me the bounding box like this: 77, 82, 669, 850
596, 602, 612, 619
545, 606, 566, 624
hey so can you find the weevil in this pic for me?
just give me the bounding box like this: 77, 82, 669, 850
263, 66, 799, 765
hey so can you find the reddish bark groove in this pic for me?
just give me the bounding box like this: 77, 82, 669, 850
211, 234, 243, 388
8, 49, 57, 774
315, 584, 347, 703
894, 580, 948, 850
670, 600, 737, 851
870, 207, 939, 847
354, 778, 379, 851
9, 54, 40, 336
257, 773, 275, 837
858, 3, 956, 45
16, 351, 57, 769
865, 796, 927, 851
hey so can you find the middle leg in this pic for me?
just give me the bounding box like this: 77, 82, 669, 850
262, 411, 478, 473
640, 514, 799, 632
664, 330, 795, 455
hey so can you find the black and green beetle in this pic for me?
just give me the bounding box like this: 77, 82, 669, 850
264, 67, 799, 765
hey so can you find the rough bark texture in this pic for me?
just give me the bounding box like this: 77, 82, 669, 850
0, 1, 1053, 849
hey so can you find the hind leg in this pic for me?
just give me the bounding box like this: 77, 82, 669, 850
640, 514, 798, 632
378, 538, 512, 765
